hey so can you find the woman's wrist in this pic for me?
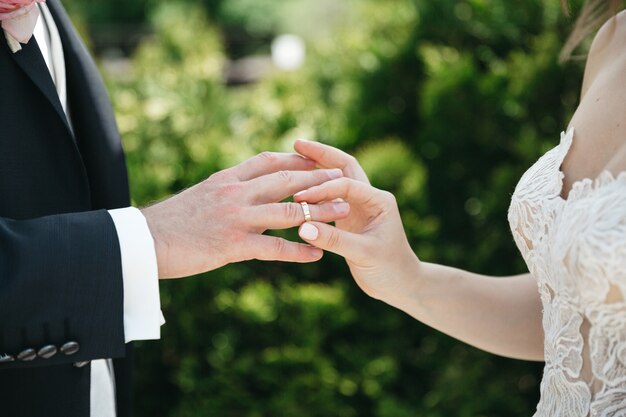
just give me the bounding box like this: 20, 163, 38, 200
378, 250, 425, 311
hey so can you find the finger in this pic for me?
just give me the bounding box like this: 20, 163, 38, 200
251, 235, 323, 263
294, 140, 369, 183
233, 152, 316, 181
247, 201, 351, 230
247, 168, 343, 203
298, 221, 370, 260
293, 177, 382, 206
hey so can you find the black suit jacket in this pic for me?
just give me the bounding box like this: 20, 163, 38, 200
0, 1, 134, 416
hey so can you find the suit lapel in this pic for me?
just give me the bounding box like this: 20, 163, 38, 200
46, 0, 131, 209
2, 34, 73, 135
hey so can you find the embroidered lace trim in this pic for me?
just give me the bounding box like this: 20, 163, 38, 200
508, 128, 626, 417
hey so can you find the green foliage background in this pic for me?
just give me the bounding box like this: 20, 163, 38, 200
63, 0, 593, 415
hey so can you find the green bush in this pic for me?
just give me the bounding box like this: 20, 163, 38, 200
99, 1, 589, 416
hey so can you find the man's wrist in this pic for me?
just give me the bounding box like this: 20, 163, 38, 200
140, 206, 169, 279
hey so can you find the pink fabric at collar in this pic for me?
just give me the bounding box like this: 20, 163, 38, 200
0, 0, 46, 44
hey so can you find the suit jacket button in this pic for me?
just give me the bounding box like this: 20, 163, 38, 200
0, 354, 15, 363
74, 361, 90, 368
38, 345, 58, 359
60, 341, 80, 356
17, 348, 37, 361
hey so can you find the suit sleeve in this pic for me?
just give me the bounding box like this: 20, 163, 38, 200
0, 209, 126, 369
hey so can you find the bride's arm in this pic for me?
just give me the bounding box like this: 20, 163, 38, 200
294, 140, 544, 362
400, 264, 543, 361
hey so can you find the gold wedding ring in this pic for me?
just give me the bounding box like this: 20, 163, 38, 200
300, 202, 312, 222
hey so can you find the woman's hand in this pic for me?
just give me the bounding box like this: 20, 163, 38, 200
293, 140, 421, 303
293, 141, 546, 361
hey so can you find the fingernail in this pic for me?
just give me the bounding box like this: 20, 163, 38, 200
334, 202, 350, 214
299, 223, 319, 240
329, 169, 343, 179
294, 190, 307, 198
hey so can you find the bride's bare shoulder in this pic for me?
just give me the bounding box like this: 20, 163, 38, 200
562, 9, 625, 189
580, 9, 626, 98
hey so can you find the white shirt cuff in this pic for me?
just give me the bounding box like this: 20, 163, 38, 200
108, 207, 165, 342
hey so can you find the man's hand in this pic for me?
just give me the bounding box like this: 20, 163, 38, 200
141, 152, 350, 279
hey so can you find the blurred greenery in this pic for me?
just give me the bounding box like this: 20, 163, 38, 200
62, 0, 594, 415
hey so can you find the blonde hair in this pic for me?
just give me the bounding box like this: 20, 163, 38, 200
560, 0, 623, 61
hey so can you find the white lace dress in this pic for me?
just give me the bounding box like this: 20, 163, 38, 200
508, 128, 626, 417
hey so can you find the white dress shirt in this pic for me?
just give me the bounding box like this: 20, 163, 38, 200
33, 5, 164, 417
